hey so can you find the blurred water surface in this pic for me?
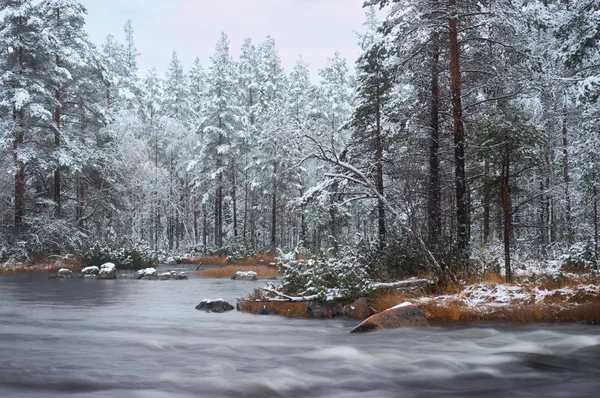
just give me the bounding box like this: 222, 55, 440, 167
1, 267, 599, 398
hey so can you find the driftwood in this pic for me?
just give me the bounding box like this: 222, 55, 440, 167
372, 278, 434, 290
261, 278, 434, 302
260, 286, 319, 302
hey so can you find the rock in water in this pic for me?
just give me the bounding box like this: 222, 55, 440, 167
307, 300, 345, 318
98, 263, 117, 280
159, 270, 188, 280
135, 267, 158, 280
56, 268, 73, 279
80, 266, 99, 278
195, 299, 234, 313
342, 298, 376, 320
350, 302, 429, 333
231, 271, 258, 281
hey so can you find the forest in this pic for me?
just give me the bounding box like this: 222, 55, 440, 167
1, 0, 600, 283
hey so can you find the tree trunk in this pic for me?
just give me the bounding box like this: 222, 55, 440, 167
14, 110, 25, 232
54, 11, 62, 218
449, 0, 469, 268
215, 118, 223, 247
54, 99, 61, 218
232, 159, 238, 237
203, 203, 208, 253
376, 82, 386, 248
194, 207, 198, 245
501, 131, 512, 283
428, 29, 441, 248
594, 180, 599, 262
271, 156, 278, 251
483, 159, 491, 243
76, 176, 85, 229
562, 102, 572, 241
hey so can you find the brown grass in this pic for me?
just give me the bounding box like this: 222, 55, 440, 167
370, 291, 412, 313
418, 300, 600, 324
0, 255, 84, 275
182, 253, 279, 266
195, 265, 279, 278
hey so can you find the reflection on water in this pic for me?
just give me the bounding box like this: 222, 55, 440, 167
1, 269, 599, 398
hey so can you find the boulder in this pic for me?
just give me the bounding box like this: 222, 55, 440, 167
98, 262, 117, 280
342, 298, 376, 320
165, 257, 177, 266
56, 268, 73, 279
135, 267, 157, 280
195, 299, 234, 313
159, 270, 188, 280
307, 300, 345, 318
350, 302, 429, 333
231, 271, 258, 281
80, 266, 100, 277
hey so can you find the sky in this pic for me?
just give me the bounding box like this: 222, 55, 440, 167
78, 0, 374, 81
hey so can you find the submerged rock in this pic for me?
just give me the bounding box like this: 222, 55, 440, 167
342, 298, 376, 320
80, 266, 99, 278
195, 299, 234, 313
231, 271, 258, 281
51, 268, 73, 279
350, 303, 429, 333
159, 270, 188, 280
98, 263, 117, 280
307, 300, 345, 318
135, 267, 157, 280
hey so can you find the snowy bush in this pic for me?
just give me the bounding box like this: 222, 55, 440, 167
23, 216, 87, 256
271, 257, 373, 301
82, 242, 156, 269
355, 228, 428, 280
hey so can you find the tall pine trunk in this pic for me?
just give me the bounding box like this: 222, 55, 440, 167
428, 29, 441, 247
483, 159, 491, 243
562, 101, 572, 241
54, 9, 62, 218
14, 109, 25, 232
376, 82, 386, 248
232, 159, 238, 237
501, 131, 512, 283
449, 0, 469, 268
271, 156, 278, 251
215, 118, 223, 247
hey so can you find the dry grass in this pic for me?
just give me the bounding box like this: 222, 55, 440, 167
0, 255, 84, 275
237, 300, 309, 317
370, 291, 411, 313
555, 302, 600, 323
182, 253, 279, 266
195, 265, 279, 278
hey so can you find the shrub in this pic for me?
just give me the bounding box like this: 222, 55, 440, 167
82, 241, 156, 269
356, 228, 428, 280
269, 257, 373, 302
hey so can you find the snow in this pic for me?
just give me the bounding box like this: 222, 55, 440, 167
390, 302, 414, 310
100, 262, 116, 271
81, 266, 99, 273
137, 267, 157, 277
234, 271, 257, 278
416, 281, 600, 309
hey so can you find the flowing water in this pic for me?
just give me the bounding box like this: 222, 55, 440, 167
1, 267, 600, 398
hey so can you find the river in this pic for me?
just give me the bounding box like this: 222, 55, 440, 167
1, 266, 599, 397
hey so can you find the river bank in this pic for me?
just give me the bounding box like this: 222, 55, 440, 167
2, 254, 600, 325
